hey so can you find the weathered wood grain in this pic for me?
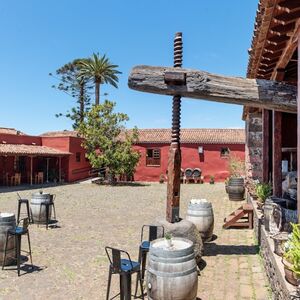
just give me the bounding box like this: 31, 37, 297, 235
128, 65, 297, 113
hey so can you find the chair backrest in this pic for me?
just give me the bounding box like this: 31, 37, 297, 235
38, 172, 43, 179
105, 246, 133, 273
49, 194, 56, 203
19, 218, 29, 230
141, 225, 164, 242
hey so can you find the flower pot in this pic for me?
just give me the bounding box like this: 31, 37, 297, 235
165, 239, 173, 248
271, 232, 288, 257
282, 258, 299, 286
227, 177, 245, 201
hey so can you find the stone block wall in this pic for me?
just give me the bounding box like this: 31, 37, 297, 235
248, 192, 300, 299
245, 109, 263, 181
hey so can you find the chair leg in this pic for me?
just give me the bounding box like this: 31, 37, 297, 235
134, 247, 142, 297
124, 273, 131, 300
38, 204, 42, 227
45, 204, 49, 230
120, 274, 125, 300
17, 201, 21, 224
16, 235, 21, 276
141, 250, 147, 282
106, 268, 112, 300
26, 202, 31, 223
138, 271, 144, 300
52, 203, 56, 220
2, 232, 9, 269
27, 232, 33, 266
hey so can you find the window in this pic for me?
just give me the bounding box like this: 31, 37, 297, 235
220, 147, 230, 157
146, 149, 161, 166
76, 152, 81, 162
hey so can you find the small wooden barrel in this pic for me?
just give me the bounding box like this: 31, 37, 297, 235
30, 192, 51, 224
185, 168, 193, 177
0, 213, 16, 266
147, 238, 198, 300
227, 177, 245, 201
186, 199, 214, 242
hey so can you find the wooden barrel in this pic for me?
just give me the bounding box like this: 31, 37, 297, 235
227, 177, 245, 201
192, 168, 201, 178
0, 213, 16, 266
185, 168, 193, 177
30, 192, 51, 224
147, 237, 198, 300
186, 199, 214, 242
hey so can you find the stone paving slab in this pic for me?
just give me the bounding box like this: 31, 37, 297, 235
0, 183, 270, 299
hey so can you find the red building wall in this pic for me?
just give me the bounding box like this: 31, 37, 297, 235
41, 136, 92, 182
68, 137, 91, 182
133, 143, 245, 182
0, 133, 92, 183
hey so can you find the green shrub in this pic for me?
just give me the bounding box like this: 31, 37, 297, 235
255, 183, 272, 203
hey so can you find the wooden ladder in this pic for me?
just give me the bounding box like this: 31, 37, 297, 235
223, 203, 253, 229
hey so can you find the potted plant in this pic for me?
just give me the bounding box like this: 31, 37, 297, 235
255, 182, 272, 210
164, 233, 173, 248
227, 155, 245, 201
282, 223, 300, 286
209, 175, 215, 184
159, 174, 165, 184
271, 232, 288, 257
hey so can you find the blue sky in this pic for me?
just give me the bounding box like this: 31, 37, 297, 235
0, 1, 257, 135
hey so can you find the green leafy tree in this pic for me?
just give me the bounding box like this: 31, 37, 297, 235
50, 58, 92, 128
78, 53, 121, 105
78, 100, 140, 184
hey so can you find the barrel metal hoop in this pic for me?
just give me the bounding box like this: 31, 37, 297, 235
147, 266, 197, 278
187, 212, 213, 217
149, 252, 195, 263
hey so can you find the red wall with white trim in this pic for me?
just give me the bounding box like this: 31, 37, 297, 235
133, 143, 245, 182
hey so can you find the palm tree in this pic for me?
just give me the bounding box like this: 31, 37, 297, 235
78, 53, 121, 105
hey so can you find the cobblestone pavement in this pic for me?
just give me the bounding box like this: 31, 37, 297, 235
0, 183, 270, 300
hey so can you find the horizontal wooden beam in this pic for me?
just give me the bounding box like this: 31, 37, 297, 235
271, 21, 300, 79
277, 1, 300, 13
128, 65, 297, 113
270, 22, 295, 36
274, 10, 300, 26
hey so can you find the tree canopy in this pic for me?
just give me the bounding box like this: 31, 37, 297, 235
50, 58, 92, 129
78, 53, 121, 105
78, 100, 140, 183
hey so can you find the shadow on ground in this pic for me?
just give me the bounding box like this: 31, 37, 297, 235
204, 243, 259, 256
3, 256, 44, 276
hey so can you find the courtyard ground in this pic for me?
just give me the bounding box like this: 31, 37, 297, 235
0, 182, 270, 300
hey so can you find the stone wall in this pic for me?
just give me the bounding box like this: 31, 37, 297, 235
245, 109, 263, 181
247, 192, 300, 299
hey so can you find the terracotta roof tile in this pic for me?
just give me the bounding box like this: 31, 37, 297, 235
0, 127, 27, 135
0, 144, 71, 156
40, 130, 80, 137
135, 128, 245, 144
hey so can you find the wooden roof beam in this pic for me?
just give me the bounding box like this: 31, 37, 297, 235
266, 34, 290, 45
271, 20, 300, 79
273, 10, 300, 26
277, 1, 300, 13
270, 22, 295, 36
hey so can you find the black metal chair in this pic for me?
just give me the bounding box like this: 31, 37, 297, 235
2, 218, 33, 276
38, 194, 56, 229
17, 197, 32, 224
105, 246, 144, 300
134, 225, 164, 298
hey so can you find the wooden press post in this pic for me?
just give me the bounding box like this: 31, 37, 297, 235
166, 32, 183, 223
